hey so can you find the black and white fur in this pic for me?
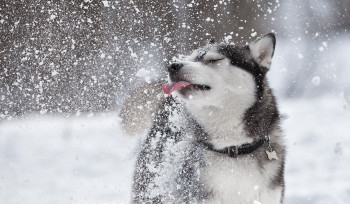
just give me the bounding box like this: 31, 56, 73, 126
130, 33, 285, 203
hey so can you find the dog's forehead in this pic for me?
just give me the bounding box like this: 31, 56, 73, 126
174, 43, 247, 62
188, 44, 218, 60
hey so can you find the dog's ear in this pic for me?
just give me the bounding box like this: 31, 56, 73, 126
249, 33, 276, 69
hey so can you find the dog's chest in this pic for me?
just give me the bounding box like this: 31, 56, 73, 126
190, 107, 253, 149
200, 153, 281, 204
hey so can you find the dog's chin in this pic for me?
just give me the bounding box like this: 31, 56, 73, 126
177, 84, 211, 98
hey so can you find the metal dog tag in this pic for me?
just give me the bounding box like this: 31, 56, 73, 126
266, 150, 279, 160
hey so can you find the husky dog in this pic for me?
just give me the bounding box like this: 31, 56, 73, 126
128, 33, 285, 203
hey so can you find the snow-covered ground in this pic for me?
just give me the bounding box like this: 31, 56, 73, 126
0, 95, 349, 204
281, 95, 350, 204
0, 115, 138, 204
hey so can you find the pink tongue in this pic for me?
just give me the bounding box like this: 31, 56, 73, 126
162, 81, 191, 94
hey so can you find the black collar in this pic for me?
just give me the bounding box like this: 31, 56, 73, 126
200, 137, 269, 158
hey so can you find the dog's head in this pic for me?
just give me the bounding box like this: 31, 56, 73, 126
162, 33, 276, 109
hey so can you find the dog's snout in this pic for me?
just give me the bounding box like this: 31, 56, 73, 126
168, 63, 183, 74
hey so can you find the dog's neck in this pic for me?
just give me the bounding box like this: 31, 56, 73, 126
186, 99, 254, 149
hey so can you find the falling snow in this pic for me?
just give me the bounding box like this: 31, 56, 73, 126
312, 76, 321, 86
102, 1, 110, 7
1, 0, 350, 203
297, 53, 304, 59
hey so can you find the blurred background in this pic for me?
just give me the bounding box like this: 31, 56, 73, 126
1, 0, 350, 203
1, 0, 349, 118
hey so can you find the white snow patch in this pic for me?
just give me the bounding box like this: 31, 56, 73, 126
224, 35, 232, 43
251, 32, 257, 37
71, 39, 76, 50
136, 68, 150, 78
102, 1, 110, 7
49, 15, 56, 20
39, 109, 47, 115
133, 6, 140, 13
136, 68, 151, 83
267, 7, 272, 13
129, 47, 138, 59
312, 76, 321, 86
51, 70, 59, 77
297, 53, 304, 59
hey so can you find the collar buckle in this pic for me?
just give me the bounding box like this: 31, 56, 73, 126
264, 135, 273, 152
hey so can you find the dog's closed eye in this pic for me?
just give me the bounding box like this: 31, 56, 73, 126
206, 58, 225, 64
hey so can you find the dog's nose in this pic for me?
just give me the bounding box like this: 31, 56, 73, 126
168, 63, 183, 74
